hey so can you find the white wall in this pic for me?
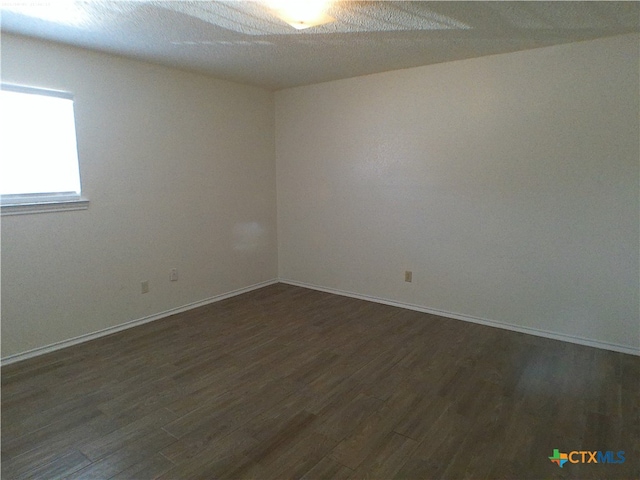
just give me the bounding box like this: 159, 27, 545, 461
3, 33, 638, 359
1, 35, 278, 357
276, 34, 640, 352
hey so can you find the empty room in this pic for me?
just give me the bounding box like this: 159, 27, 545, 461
1, 1, 638, 479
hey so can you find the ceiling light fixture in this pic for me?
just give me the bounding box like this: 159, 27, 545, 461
265, 0, 335, 30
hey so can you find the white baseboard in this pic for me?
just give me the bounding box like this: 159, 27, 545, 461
4, 277, 637, 365
1, 279, 279, 366
279, 279, 640, 357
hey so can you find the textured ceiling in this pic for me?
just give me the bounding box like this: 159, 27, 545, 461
2, 1, 639, 90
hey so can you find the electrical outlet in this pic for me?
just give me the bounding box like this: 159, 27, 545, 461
405, 271, 412, 283
170, 268, 178, 282
141, 280, 149, 294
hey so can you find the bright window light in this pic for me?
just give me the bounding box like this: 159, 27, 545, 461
1, 85, 82, 199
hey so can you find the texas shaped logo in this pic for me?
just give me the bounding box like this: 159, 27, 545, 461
549, 449, 568, 468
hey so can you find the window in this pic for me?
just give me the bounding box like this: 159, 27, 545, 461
1, 84, 88, 215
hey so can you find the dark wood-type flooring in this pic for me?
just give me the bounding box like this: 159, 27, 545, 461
2, 283, 639, 479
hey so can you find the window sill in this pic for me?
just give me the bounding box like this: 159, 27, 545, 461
1, 197, 89, 216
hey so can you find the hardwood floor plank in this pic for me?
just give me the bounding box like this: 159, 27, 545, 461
299, 457, 353, 479
97, 378, 185, 427
79, 409, 178, 461
67, 431, 180, 479
3, 448, 91, 480
393, 393, 452, 441
394, 407, 468, 479
329, 388, 421, 470
313, 392, 384, 442
347, 432, 418, 479
2, 406, 101, 451
169, 453, 262, 480
242, 410, 318, 465
1, 410, 115, 461
108, 453, 175, 480
162, 379, 296, 440
161, 424, 258, 467
1, 391, 103, 440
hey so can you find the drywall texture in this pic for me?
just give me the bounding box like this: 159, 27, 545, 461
1, 35, 277, 357
276, 34, 640, 351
